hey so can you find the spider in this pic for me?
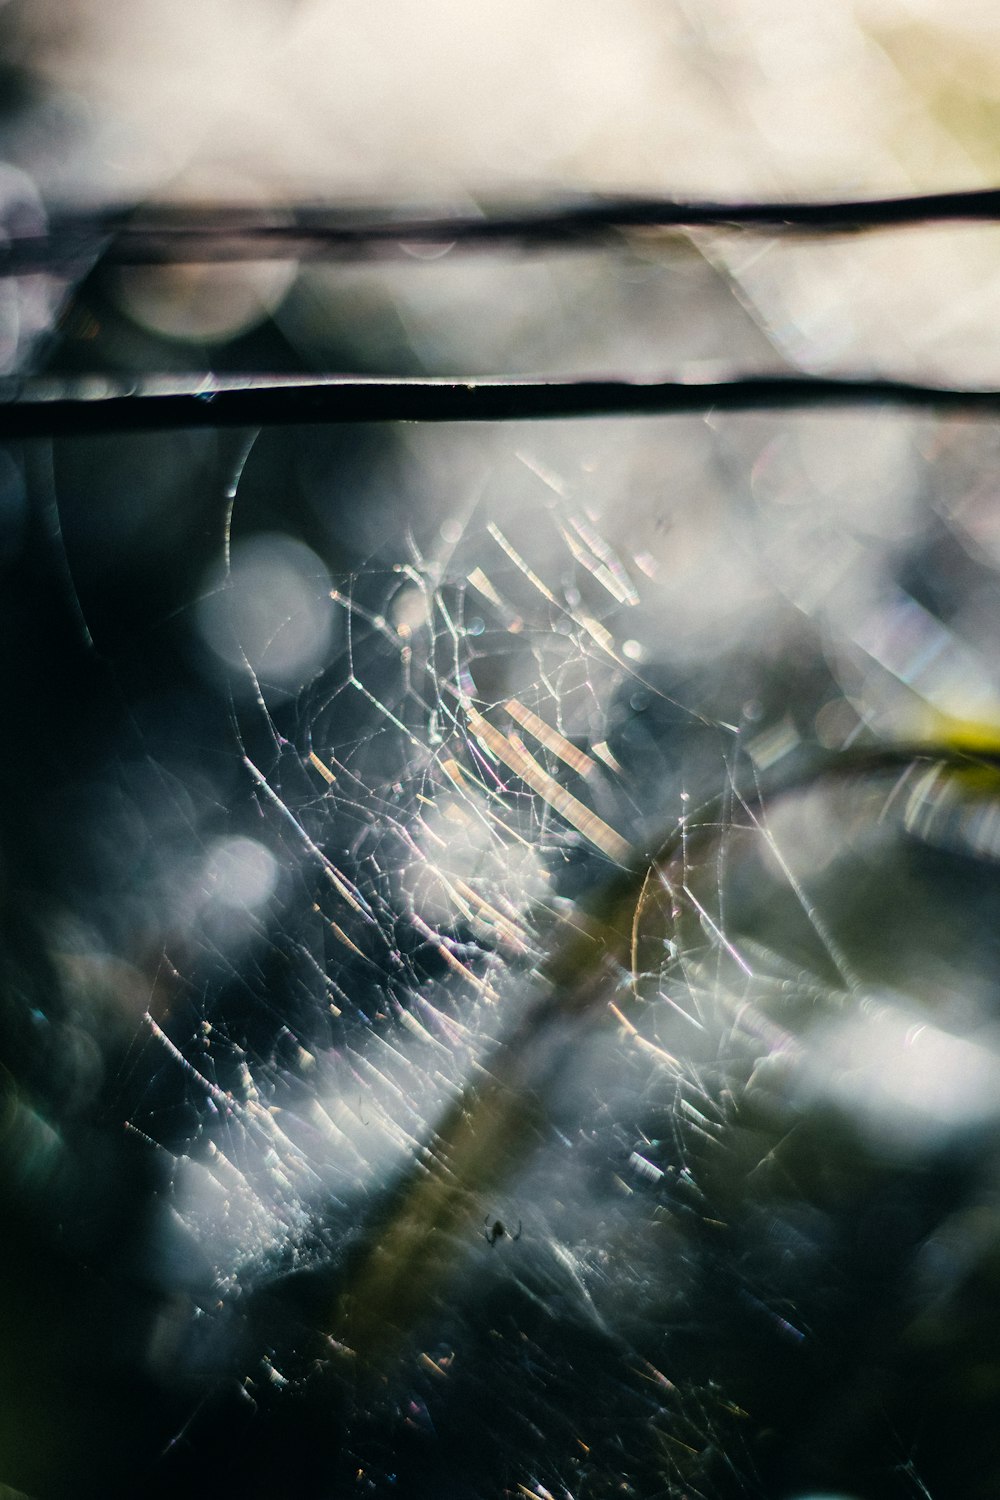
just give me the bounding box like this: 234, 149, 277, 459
484, 1216, 521, 1247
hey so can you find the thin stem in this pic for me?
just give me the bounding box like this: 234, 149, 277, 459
5, 373, 1000, 440
10, 187, 1000, 272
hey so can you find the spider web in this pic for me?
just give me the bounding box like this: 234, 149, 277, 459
122, 416, 739, 1260
40, 407, 1000, 1499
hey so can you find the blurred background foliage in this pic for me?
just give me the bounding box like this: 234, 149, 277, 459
3, 3, 1000, 1499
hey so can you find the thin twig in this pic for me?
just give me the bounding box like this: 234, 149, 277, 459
5, 372, 1000, 440
9, 187, 1000, 272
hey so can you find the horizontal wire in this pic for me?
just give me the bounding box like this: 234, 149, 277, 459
3, 372, 1000, 439
8, 186, 1000, 272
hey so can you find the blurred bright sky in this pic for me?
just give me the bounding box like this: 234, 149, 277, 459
7, 0, 1000, 204
7, 0, 1000, 386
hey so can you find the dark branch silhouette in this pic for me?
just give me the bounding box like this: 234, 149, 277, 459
8, 186, 1000, 273
3, 371, 1000, 439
